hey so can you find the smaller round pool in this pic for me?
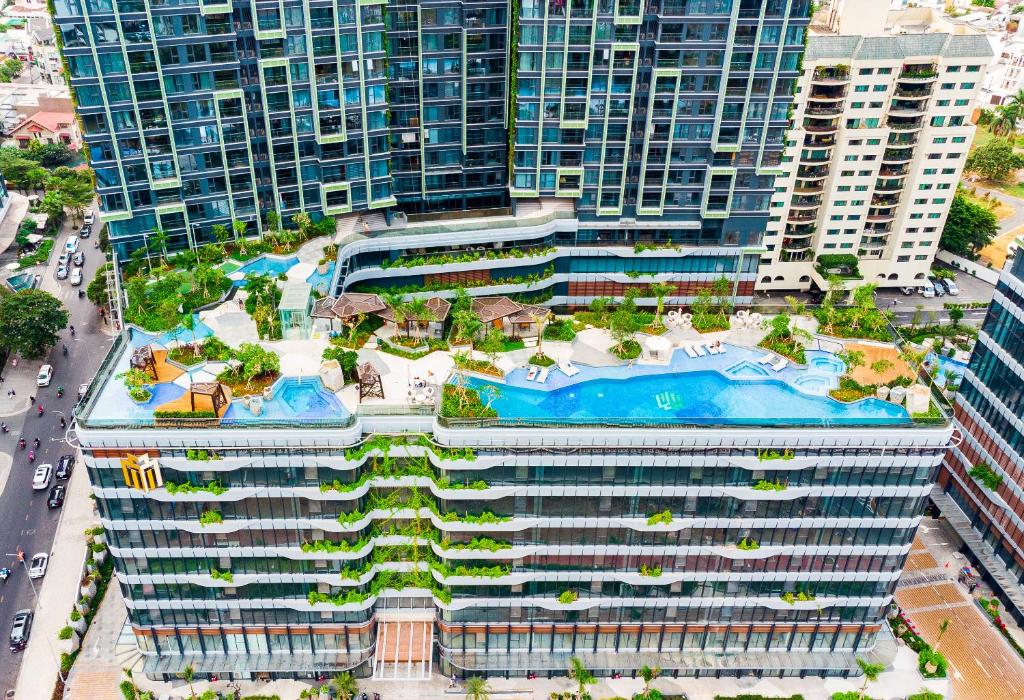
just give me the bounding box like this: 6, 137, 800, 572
279, 379, 334, 415
807, 352, 846, 375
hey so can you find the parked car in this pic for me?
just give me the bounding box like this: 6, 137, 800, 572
65, 235, 79, 254
56, 454, 74, 479
900, 286, 915, 296
47, 484, 65, 509
56, 265, 69, 280
31, 464, 52, 490
920, 282, 936, 298
9, 610, 32, 652
83, 211, 94, 226
70, 268, 83, 286
58, 251, 71, 267
27, 553, 48, 579
78, 224, 91, 239
77, 383, 89, 402
73, 251, 85, 267
36, 364, 52, 387
928, 277, 946, 296
943, 279, 960, 296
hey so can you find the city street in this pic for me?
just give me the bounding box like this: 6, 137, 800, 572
0, 207, 111, 695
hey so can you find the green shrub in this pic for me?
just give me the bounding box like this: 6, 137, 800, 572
558, 590, 578, 604
529, 352, 556, 367
646, 510, 672, 526
58, 625, 73, 640
918, 646, 948, 678
198, 510, 223, 526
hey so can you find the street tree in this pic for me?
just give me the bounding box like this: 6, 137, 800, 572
948, 306, 965, 327
965, 137, 1024, 181
941, 191, 998, 258
0, 289, 68, 359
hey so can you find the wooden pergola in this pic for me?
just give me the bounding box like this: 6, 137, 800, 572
130, 345, 158, 380
356, 362, 384, 401
190, 381, 229, 415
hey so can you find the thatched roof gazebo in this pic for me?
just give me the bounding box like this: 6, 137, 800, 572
471, 296, 523, 324
331, 293, 386, 320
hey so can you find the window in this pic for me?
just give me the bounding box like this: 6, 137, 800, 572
923, 168, 937, 175
915, 254, 929, 260
897, 255, 910, 262
854, 85, 868, 93
841, 170, 854, 176
966, 65, 980, 73
840, 242, 854, 248
914, 198, 927, 204
878, 67, 892, 75
954, 99, 969, 107
851, 101, 865, 108
952, 136, 966, 143
837, 185, 851, 191
873, 84, 887, 92
960, 83, 975, 89
933, 198, 946, 204
909, 213, 923, 219
869, 101, 883, 108
930, 116, 945, 127
940, 82, 955, 90
936, 100, 950, 106
932, 137, 947, 144
858, 68, 873, 75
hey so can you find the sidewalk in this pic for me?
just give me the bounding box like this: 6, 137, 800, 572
11, 459, 94, 699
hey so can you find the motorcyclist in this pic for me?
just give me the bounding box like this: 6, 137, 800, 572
56, 386, 64, 398
62, 344, 68, 357
17, 437, 25, 449
32, 438, 40, 449
27, 450, 35, 462
0, 568, 10, 581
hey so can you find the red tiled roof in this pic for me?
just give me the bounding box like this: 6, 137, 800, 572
12, 110, 73, 133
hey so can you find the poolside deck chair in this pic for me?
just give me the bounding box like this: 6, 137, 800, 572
717, 344, 728, 354
526, 366, 538, 381
694, 344, 707, 357
771, 358, 789, 372
756, 353, 774, 365
559, 361, 580, 377
707, 344, 722, 355
536, 367, 550, 383
684, 345, 699, 359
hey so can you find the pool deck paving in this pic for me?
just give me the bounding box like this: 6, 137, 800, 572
895, 520, 1024, 700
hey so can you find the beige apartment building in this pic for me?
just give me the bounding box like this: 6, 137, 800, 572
759, 1, 992, 293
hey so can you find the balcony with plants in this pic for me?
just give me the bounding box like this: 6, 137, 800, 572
811, 64, 850, 83
899, 63, 938, 81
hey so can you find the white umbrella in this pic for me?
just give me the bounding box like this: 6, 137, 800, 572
645, 334, 672, 357
287, 261, 315, 282
172, 369, 216, 388
4, 262, 19, 270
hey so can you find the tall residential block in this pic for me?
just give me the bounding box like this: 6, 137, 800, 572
757, 5, 991, 293
76, 329, 952, 681
54, 0, 810, 305
934, 254, 1024, 623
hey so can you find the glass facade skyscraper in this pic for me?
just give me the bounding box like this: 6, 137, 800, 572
54, 0, 808, 304
936, 255, 1024, 622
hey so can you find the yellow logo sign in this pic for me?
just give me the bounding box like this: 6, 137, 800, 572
120, 454, 163, 492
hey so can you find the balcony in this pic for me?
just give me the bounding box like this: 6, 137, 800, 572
796, 165, 829, 180
887, 133, 918, 147
889, 100, 928, 117
879, 165, 908, 178
787, 210, 817, 223
887, 116, 923, 131
866, 212, 896, 222
782, 238, 813, 251
874, 180, 905, 193
881, 149, 913, 164
808, 84, 847, 101
793, 182, 824, 194
804, 118, 839, 134
860, 236, 889, 249
805, 134, 836, 148
811, 65, 850, 84
872, 195, 901, 207
805, 105, 843, 116
899, 64, 938, 82
780, 249, 814, 263
894, 86, 932, 99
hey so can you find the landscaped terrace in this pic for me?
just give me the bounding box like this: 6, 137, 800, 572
76, 278, 953, 431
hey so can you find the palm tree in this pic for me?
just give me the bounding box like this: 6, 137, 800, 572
639, 664, 661, 692
648, 281, 674, 327
464, 676, 491, 700
150, 228, 169, 267
178, 663, 197, 700
568, 657, 595, 699
991, 103, 1019, 140
528, 308, 551, 357
783, 294, 807, 318
935, 618, 950, 651
855, 657, 885, 700
331, 671, 359, 700
381, 292, 409, 338
404, 297, 434, 341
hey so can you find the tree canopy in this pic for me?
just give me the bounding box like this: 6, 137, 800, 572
965, 137, 1024, 182
0, 289, 68, 359
941, 191, 998, 259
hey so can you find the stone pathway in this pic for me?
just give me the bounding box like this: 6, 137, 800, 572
895, 536, 1024, 700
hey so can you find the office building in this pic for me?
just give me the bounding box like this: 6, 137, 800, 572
54, 0, 809, 305
934, 254, 1024, 623
757, 2, 991, 293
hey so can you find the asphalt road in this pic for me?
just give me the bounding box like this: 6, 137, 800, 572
0, 210, 111, 694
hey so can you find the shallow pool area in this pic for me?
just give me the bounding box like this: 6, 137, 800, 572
723, 360, 771, 378
791, 374, 833, 395
5, 272, 36, 292
306, 262, 335, 294
463, 369, 910, 426
129, 315, 214, 349
927, 352, 968, 387
223, 377, 347, 423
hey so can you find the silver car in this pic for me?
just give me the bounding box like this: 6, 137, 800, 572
56, 265, 69, 280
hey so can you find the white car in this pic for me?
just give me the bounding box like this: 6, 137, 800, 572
70, 268, 83, 286
36, 365, 52, 387
83, 212, 94, 226
944, 280, 960, 296
27, 553, 48, 579
31, 464, 52, 491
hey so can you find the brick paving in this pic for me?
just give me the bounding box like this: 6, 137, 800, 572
896, 533, 1024, 700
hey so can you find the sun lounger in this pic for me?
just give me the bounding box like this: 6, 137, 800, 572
536, 367, 550, 384
694, 344, 707, 357
684, 345, 699, 359
709, 344, 722, 355
559, 361, 580, 377
756, 353, 774, 365
526, 366, 538, 381
717, 344, 727, 354
771, 358, 788, 372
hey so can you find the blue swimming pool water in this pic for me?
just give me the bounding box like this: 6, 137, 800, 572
224, 377, 347, 422
805, 351, 846, 375
462, 370, 910, 426
5, 272, 35, 291
791, 374, 832, 395
927, 352, 968, 387
306, 262, 335, 294
129, 315, 214, 349
234, 255, 298, 283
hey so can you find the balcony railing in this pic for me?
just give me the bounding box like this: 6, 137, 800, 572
812, 65, 850, 82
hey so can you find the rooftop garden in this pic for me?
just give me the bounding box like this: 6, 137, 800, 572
815, 254, 861, 280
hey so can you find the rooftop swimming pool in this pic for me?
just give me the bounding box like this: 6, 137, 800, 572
232, 255, 299, 285
223, 377, 348, 423
462, 370, 910, 426
926, 352, 968, 387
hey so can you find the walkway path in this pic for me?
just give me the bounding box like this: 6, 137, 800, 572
895, 524, 1024, 699
975, 185, 1024, 268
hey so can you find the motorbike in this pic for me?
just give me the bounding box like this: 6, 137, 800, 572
36, 406, 43, 417
27, 450, 35, 463
56, 386, 64, 398
0, 423, 7, 433
0, 568, 10, 582
62, 344, 68, 357
32, 438, 40, 449
17, 438, 25, 450
77, 289, 85, 299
